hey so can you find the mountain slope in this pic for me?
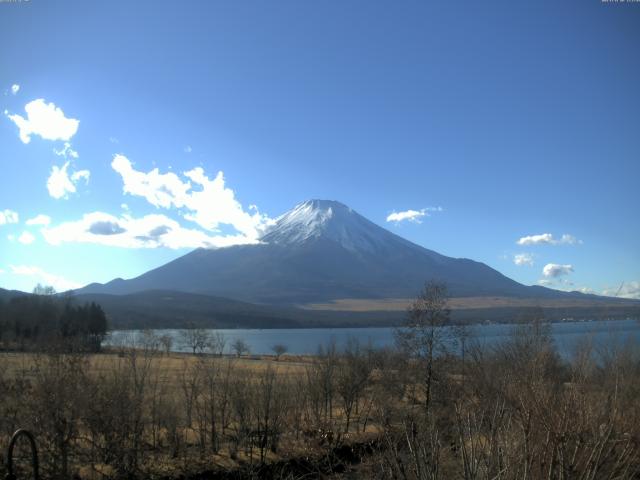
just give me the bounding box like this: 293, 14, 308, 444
77, 200, 582, 304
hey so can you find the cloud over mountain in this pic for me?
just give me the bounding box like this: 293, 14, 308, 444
111, 154, 272, 241
42, 211, 258, 249
602, 281, 640, 300
10, 265, 80, 291
542, 263, 574, 278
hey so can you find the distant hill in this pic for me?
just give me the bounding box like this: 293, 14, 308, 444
73, 290, 404, 329
0, 287, 29, 302
68, 290, 640, 330
2, 287, 638, 330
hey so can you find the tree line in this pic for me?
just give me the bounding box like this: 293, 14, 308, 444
0, 284, 108, 352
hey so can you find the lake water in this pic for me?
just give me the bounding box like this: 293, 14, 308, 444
106, 318, 640, 358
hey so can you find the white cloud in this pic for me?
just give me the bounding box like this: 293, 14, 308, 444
578, 287, 595, 295
42, 211, 259, 250
537, 277, 578, 291
111, 154, 191, 208
11, 84, 20, 95
26, 214, 51, 226
558, 234, 580, 245
6, 99, 79, 144
53, 142, 79, 159
0, 209, 19, 225
387, 209, 425, 223
184, 145, 192, 153
387, 206, 442, 224
517, 233, 582, 246
47, 162, 76, 199
111, 154, 271, 241
18, 231, 35, 245
514, 253, 534, 266
602, 281, 640, 300
542, 263, 574, 278
518, 233, 553, 245
47, 161, 90, 199
71, 169, 90, 183
9, 265, 81, 292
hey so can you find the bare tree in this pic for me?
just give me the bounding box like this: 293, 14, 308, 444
254, 366, 288, 462
33, 283, 57, 296
336, 338, 371, 432
231, 338, 250, 357
207, 331, 227, 356
271, 343, 288, 360
395, 280, 451, 414
179, 327, 211, 355
158, 334, 173, 355
140, 329, 160, 352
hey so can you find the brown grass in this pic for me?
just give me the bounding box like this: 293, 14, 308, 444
301, 295, 639, 311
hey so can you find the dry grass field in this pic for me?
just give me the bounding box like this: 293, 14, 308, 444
302, 295, 640, 311
0, 350, 311, 380
0, 347, 383, 479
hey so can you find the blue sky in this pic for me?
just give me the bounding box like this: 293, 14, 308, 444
0, 0, 638, 298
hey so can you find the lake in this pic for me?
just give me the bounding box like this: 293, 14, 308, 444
106, 318, 640, 358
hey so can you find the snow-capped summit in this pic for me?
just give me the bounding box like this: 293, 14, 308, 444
260, 199, 410, 253
260, 200, 346, 244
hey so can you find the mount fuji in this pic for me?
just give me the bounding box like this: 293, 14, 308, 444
77, 200, 579, 304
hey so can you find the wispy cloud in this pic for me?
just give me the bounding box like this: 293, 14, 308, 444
53, 142, 79, 159
513, 253, 534, 266
26, 214, 51, 226
6, 99, 79, 144
517, 233, 581, 246
386, 206, 442, 224
111, 154, 271, 240
542, 263, 574, 278
9, 265, 81, 292
18, 231, 35, 245
0, 209, 19, 225
602, 281, 640, 300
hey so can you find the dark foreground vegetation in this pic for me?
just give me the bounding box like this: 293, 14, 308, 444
0, 285, 108, 352
0, 283, 638, 479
